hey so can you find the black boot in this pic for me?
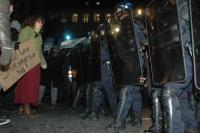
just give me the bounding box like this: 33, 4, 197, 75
80, 109, 90, 119
144, 125, 163, 133
88, 112, 98, 120
106, 120, 126, 129
130, 112, 142, 128
81, 112, 99, 120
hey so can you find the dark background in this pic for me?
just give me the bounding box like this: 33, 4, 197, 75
13, 0, 150, 14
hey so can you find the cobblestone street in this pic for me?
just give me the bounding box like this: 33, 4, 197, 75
0, 104, 152, 133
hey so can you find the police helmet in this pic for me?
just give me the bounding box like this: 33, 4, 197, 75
114, 2, 133, 17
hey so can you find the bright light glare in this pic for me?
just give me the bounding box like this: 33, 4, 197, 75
96, 2, 100, 5
114, 27, 120, 33
124, 5, 128, 8
137, 9, 143, 15
65, 35, 71, 40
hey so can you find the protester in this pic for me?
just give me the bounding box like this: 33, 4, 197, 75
0, 0, 15, 126
15, 16, 47, 118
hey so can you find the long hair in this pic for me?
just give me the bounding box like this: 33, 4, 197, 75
34, 15, 45, 25
22, 15, 45, 28
22, 16, 34, 27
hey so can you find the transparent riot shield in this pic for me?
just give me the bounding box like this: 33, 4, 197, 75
105, 11, 142, 86
145, 0, 186, 85
90, 30, 101, 81
78, 41, 94, 84
189, 0, 200, 89
68, 48, 79, 82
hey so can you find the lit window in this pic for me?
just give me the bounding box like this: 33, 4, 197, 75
83, 14, 89, 23
72, 13, 78, 23
96, 2, 100, 5
94, 14, 100, 22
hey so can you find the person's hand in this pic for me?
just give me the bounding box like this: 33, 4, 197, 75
14, 42, 20, 50
0, 64, 10, 71
41, 64, 47, 69
139, 76, 146, 86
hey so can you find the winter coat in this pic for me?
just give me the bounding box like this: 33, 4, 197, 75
18, 26, 47, 67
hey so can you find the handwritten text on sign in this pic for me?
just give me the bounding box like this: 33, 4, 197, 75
0, 39, 40, 91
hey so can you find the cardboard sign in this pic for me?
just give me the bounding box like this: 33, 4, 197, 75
0, 39, 41, 91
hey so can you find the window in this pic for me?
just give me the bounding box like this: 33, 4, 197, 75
72, 13, 78, 22
83, 14, 89, 23
94, 14, 100, 22
96, 2, 100, 5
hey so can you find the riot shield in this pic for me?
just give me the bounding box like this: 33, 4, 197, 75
78, 40, 94, 84
62, 48, 79, 82
61, 37, 93, 85
90, 30, 101, 81
189, 0, 200, 89
145, 0, 186, 85
105, 10, 142, 86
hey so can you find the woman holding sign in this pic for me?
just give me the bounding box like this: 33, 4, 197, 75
15, 16, 47, 118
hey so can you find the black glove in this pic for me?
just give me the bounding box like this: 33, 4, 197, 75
14, 42, 20, 50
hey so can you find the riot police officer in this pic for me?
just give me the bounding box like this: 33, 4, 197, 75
82, 25, 117, 120
106, 3, 146, 130
188, 0, 200, 131
144, 0, 198, 132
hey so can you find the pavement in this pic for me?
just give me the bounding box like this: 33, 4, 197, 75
0, 103, 152, 133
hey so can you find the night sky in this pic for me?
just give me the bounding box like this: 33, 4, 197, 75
13, 0, 150, 20
24, 0, 150, 10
